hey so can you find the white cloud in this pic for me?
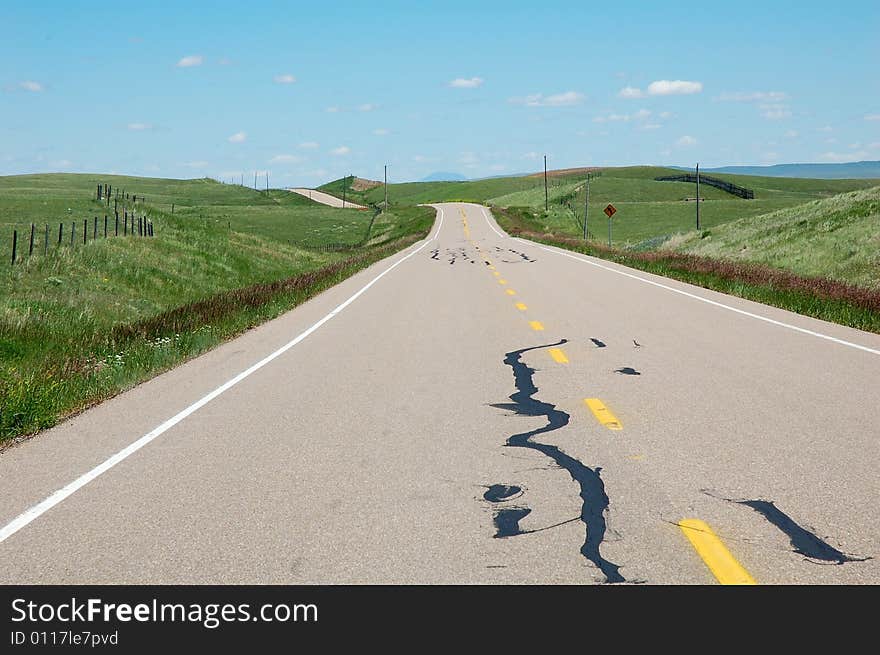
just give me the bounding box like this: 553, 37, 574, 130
825, 137, 838, 144
299, 141, 319, 149
521, 152, 542, 160
49, 159, 72, 168
412, 155, 428, 162
659, 111, 673, 119
864, 114, 880, 121
181, 160, 209, 168
326, 106, 339, 113
648, 80, 702, 95
218, 57, 233, 65
227, 131, 247, 143
817, 151, 868, 163
330, 146, 350, 155
594, 109, 652, 123
274, 74, 296, 84
761, 104, 791, 120
618, 86, 643, 99
269, 154, 303, 164
449, 77, 484, 88
176, 55, 204, 68
676, 135, 698, 147
817, 125, 834, 132
718, 91, 787, 102
358, 103, 378, 112
868, 142, 880, 150
784, 129, 799, 138
510, 91, 584, 107
372, 128, 389, 136
19, 80, 44, 92
127, 122, 153, 131
641, 123, 662, 130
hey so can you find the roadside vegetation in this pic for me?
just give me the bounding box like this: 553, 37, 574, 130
0, 173, 433, 443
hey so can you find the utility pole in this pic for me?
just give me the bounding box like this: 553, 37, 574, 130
342, 174, 347, 208
583, 174, 590, 241
254, 171, 257, 189
384, 164, 388, 210
695, 162, 701, 230
266, 171, 269, 193
544, 154, 549, 211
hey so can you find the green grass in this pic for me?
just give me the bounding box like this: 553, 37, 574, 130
0, 173, 434, 442
491, 203, 880, 335
667, 186, 880, 290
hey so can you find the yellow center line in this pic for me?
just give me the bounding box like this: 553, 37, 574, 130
493, 271, 500, 276
679, 519, 757, 585
528, 321, 544, 331
498, 279, 507, 285
505, 289, 516, 296
583, 398, 622, 430
515, 302, 527, 311
488, 265, 495, 270
548, 348, 569, 364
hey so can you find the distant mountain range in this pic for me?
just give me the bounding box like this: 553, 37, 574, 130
673, 160, 880, 179
420, 171, 469, 182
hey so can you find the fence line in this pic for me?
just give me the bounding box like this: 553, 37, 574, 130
654, 174, 755, 199
8, 183, 157, 266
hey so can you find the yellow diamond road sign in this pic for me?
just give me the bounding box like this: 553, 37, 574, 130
604, 204, 617, 218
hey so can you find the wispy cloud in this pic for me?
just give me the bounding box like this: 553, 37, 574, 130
449, 77, 484, 88
784, 129, 799, 138
358, 103, 378, 112
330, 146, 350, 155
865, 114, 880, 121
620, 80, 702, 98
760, 104, 791, 120
510, 91, 584, 107
593, 108, 652, 123
19, 80, 44, 92
227, 131, 247, 143
269, 154, 303, 164
176, 55, 204, 68
717, 91, 787, 102
618, 86, 643, 99
274, 74, 296, 84
817, 151, 868, 163
372, 128, 389, 136
325, 106, 340, 113
127, 122, 153, 131
676, 135, 698, 147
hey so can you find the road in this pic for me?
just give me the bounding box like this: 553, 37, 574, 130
0, 203, 878, 584
287, 187, 366, 209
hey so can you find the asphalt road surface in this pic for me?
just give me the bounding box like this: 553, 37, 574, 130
1, 203, 878, 584
287, 188, 366, 209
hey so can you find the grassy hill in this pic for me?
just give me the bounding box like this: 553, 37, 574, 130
0, 173, 433, 441
667, 186, 880, 290
317, 166, 880, 247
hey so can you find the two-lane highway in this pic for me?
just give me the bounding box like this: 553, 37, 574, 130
1, 203, 877, 583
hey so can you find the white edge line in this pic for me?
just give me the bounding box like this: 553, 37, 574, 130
478, 203, 878, 357
0, 207, 446, 544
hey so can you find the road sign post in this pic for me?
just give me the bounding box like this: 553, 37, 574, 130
604, 203, 617, 247
583, 175, 590, 241
696, 162, 701, 230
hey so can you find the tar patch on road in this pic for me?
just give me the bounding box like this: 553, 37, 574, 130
490, 340, 625, 583
614, 367, 641, 376
483, 484, 524, 502
430, 247, 478, 265
493, 246, 536, 263
707, 491, 870, 565
590, 338, 607, 348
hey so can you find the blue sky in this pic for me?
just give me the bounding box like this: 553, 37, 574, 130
2, 0, 878, 184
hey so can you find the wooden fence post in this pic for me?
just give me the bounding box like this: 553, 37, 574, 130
115, 214, 119, 236
71, 221, 75, 247
83, 219, 87, 244
29, 223, 35, 257
58, 222, 63, 245
93, 216, 98, 240
104, 215, 108, 238
11, 230, 17, 265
